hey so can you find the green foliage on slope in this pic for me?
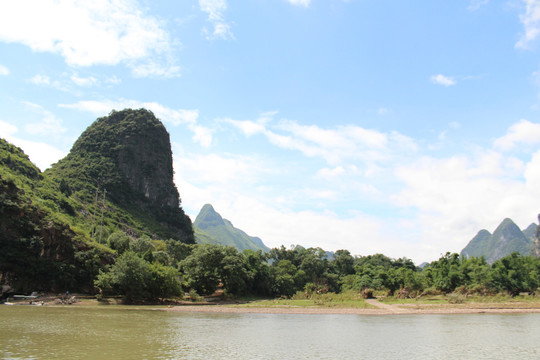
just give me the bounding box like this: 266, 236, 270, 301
45, 109, 194, 244
193, 204, 270, 252
461, 218, 533, 263
0, 138, 114, 293
1, 109, 194, 296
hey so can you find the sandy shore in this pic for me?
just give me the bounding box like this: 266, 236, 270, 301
165, 299, 540, 315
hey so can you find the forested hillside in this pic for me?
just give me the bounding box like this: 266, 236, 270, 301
1, 109, 193, 297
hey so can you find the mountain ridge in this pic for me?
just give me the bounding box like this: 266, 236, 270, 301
461, 218, 535, 263
193, 204, 269, 252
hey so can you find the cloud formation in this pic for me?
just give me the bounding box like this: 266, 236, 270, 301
516, 0, 540, 49
198, 0, 234, 40
0, 0, 179, 77
22, 101, 67, 136
494, 119, 540, 150
430, 74, 457, 86
224, 113, 417, 166
0, 120, 65, 170
288, 0, 312, 7
0, 64, 8, 75
215, 113, 540, 261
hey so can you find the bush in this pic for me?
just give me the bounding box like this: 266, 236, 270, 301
361, 288, 374, 299
421, 287, 443, 297
447, 293, 465, 304
188, 289, 203, 302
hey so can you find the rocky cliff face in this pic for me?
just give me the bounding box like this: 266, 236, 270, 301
113, 114, 179, 209
47, 108, 194, 243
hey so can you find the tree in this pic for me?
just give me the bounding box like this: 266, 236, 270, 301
95, 251, 152, 302
332, 249, 355, 277
94, 251, 181, 302
489, 253, 540, 296
148, 262, 182, 300
425, 252, 464, 293
180, 244, 249, 296
242, 249, 272, 296
108, 232, 130, 255
132, 235, 154, 256
270, 260, 299, 297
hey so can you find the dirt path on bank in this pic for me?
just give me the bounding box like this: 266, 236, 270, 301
364, 299, 410, 314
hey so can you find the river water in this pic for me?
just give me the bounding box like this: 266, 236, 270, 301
1, 305, 539, 359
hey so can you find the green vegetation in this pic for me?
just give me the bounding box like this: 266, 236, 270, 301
1, 109, 194, 301
238, 291, 373, 309
193, 204, 270, 252
2, 108, 540, 305
461, 218, 535, 263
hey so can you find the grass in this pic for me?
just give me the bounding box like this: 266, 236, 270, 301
379, 293, 540, 306
235, 291, 375, 309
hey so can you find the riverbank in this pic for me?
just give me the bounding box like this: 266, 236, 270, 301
5, 294, 540, 315
166, 298, 540, 315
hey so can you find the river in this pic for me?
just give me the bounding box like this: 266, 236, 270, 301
1, 305, 539, 359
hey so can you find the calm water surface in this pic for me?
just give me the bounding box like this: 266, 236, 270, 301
1, 305, 539, 359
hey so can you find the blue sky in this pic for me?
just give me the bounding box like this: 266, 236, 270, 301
2, 0, 540, 263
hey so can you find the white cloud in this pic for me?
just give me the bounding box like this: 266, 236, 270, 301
105, 75, 122, 85
225, 113, 417, 168
60, 99, 211, 147
0, 0, 179, 77
494, 119, 540, 150
70, 73, 98, 87
27, 74, 71, 92
219, 114, 540, 262
288, 0, 312, 7
29, 74, 51, 85
199, 0, 234, 40
191, 125, 214, 148
0, 120, 65, 170
22, 102, 67, 136
430, 74, 457, 86
12, 138, 66, 170
316, 166, 346, 179
0, 64, 9, 75
516, 0, 540, 49
0, 120, 18, 136
223, 118, 267, 136
172, 149, 398, 258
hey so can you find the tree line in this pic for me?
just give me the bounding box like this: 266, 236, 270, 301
93, 234, 540, 302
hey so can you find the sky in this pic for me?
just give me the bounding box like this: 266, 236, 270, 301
2, 0, 540, 263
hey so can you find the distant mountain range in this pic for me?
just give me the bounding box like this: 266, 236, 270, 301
193, 204, 270, 252
460, 218, 537, 263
